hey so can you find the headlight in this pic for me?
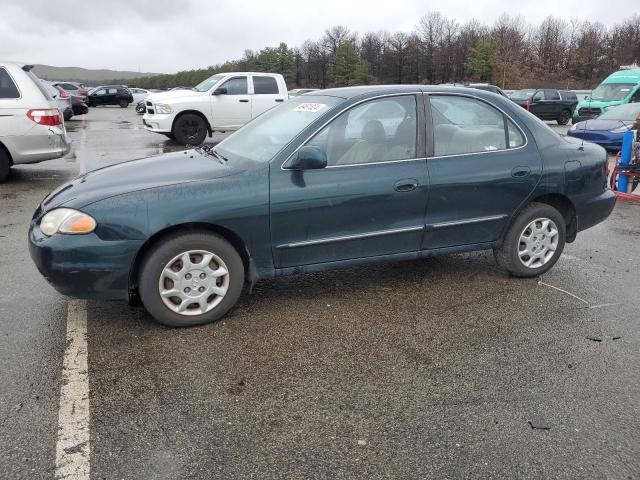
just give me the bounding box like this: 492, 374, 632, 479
40, 208, 96, 236
569, 123, 578, 131
603, 106, 616, 112
154, 103, 172, 114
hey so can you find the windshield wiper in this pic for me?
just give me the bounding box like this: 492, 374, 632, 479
196, 145, 228, 164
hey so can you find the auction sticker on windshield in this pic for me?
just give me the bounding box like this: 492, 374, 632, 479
294, 103, 326, 113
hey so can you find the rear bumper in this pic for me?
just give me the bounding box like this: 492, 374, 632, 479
576, 189, 616, 233
566, 130, 623, 151
4, 127, 71, 165
28, 223, 141, 301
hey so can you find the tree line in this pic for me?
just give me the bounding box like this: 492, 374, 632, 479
116, 12, 640, 90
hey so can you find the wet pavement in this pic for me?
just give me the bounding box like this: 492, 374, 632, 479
0, 107, 638, 479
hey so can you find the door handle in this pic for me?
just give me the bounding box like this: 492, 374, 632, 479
275, 99, 284, 102
239, 99, 249, 103
394, 180, 418, 192
511, 166, 531, 178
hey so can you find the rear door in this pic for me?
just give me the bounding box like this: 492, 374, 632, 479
250, 75, 285, 118
210, 76, 251, 128
423, 93, 542, 249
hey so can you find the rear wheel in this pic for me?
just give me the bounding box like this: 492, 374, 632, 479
138, 232, 244, 327
494, 202, 566, 277
557, 109, 571, 125
172, 113, 207, 146
0, 148, 10, 183
119, 99, 129, 108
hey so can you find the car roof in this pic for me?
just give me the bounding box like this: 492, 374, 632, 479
309, 84, 506, 100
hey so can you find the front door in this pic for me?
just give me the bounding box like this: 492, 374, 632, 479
211, 76, 251, 128
270, 94, 428, 268
423, 94, 542, 250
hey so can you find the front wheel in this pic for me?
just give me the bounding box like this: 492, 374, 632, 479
494, 202, 566, 277
557, 109, 571, 125
0, 148, 11, 183
172, 113, 207, 145
138, 232, 244, 327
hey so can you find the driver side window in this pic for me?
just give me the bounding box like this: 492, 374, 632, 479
532, 90, 545, 102
220, 76, 247, 95
306, 95, 417, 166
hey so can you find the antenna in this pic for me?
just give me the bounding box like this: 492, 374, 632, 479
579, 91, 592, 151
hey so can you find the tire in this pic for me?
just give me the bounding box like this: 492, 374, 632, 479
138, 231, 244, 327
163, 133, 176, 140
557, 109, 571, 125
494, 202, 566, 277
119, 99, 129, 108
0, 148, 11, 183
172, 113, 207, 146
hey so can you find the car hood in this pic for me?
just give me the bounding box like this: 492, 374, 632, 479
576, 100, 624, 109
41, 150, 244, 212
147, 89, 204, 102
571, 119, 632, 131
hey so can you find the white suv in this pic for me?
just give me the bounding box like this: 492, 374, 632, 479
0, 62, 71, 182
143, 72, 288, 145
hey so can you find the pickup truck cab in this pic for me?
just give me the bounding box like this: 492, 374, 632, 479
143, 72, 288, 145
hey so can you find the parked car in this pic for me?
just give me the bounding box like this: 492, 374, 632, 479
573, 67, 640, 123
41, 81, 73, 121
143, 72, 288, 144
29, 85, 615, 326
567, 102, 640, 151
129, 87, 152, 103
53, 82, 87, 100
0, 63, 70, 182
510, 89, 578, 124
54, 85, 88, 116
288, 88, 320, 97
87, 86, 133, 107
135, 100, 146, 114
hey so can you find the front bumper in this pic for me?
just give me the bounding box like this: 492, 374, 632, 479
142, 112, 173, 133
28, 223, 142, 301
575, 189, 616, 233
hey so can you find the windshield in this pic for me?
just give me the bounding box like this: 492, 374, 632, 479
215, 96, 344, 168
598, 103, 640, 121
192, 74, 225, 92
510, 89, 535, 101
590, 83, 635, 101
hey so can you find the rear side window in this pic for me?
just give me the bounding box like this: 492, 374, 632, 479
430, 95, 524, 156
0, 68, 20, 98
253, 76, 279, 94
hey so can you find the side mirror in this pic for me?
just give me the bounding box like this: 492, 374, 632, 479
532, 96, 541, 103
288, 146, 327, 170
213, 87, 227, 95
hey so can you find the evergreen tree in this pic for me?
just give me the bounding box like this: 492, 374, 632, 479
331, 41, 370, 86
465, 38, 498, 82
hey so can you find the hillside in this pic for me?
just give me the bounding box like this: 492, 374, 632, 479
32, 64, 160, 85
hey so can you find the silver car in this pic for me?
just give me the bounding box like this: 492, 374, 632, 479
0, 62, 71, 182
41, 80, 73, 121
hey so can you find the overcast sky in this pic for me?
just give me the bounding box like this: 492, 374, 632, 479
1, 0, 637, 73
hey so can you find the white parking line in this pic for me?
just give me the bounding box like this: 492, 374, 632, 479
55, 300, 90, 480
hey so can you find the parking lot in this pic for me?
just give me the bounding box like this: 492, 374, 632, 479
1, 106, 639, 479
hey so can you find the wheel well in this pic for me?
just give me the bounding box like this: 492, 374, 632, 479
531, 194, 577, 242
0, 141, 13, 166
128, 223, 251, 302
171, 110, 212, 137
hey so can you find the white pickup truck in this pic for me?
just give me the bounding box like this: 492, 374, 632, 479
142, 72, 288, 145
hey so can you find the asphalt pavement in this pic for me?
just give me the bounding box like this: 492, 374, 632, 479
0, 106, 638, 479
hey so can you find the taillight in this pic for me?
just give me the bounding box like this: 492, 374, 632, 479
26, 109, 62, 126
524, 100, 531, 111
59, 90, 71, 98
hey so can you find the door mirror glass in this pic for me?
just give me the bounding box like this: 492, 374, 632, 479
289, 146, 327, 170
213, 87, 227, 95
